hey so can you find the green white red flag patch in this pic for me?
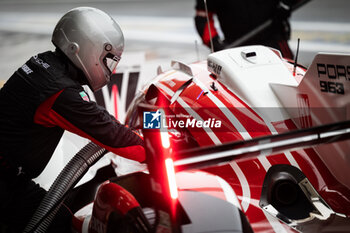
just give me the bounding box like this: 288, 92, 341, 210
79, 91, 89, 102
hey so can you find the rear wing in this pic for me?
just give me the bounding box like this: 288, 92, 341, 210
271, 53, 350, 128
270, 53, 350, 189
271, 54, 350, 187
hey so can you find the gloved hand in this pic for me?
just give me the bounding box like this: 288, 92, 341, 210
274, 0, 293, 21
125, 124, 143, 141
111, 143, 146, 163
106, 125, 146, 163
212, 35, 228, 52
273, 0, 293, 40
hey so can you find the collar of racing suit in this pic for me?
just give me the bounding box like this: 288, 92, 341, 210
54, 48, 89, 87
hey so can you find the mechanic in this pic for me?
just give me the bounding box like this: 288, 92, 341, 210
194, 0, 299, 59
0, 7, 145, 233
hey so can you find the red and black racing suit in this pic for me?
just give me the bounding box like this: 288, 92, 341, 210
0, 50, 144, 232
195, 0, 297, 59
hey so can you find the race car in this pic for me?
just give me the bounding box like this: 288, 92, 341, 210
24, 46, 350, 233
123, 45, 350, 232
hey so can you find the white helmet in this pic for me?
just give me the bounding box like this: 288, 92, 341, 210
52, 7, 124, 92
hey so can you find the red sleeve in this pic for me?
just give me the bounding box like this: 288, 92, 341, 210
34, 89, 145, 162
195, 10, 219, 46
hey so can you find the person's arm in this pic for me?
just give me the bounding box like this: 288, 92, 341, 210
274, 0, 294, 20
194, 0, 225, 51
34, 88, 145, 162
272, 0, 301, 42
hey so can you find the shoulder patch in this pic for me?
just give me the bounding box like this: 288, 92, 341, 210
79, 91, 90, 102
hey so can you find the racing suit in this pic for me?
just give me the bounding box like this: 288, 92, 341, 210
0, 50, 145, 232
195, 0, 297, 59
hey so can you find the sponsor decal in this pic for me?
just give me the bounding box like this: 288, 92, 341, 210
297, 94, 312, 128
317, 63, 350, 81
208, 60, 222, 75
33, 55, 50, 69
317, 63, 348, 95
21, 64, 33, 75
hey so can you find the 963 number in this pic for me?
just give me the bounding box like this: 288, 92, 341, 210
320, 81, 344, 95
